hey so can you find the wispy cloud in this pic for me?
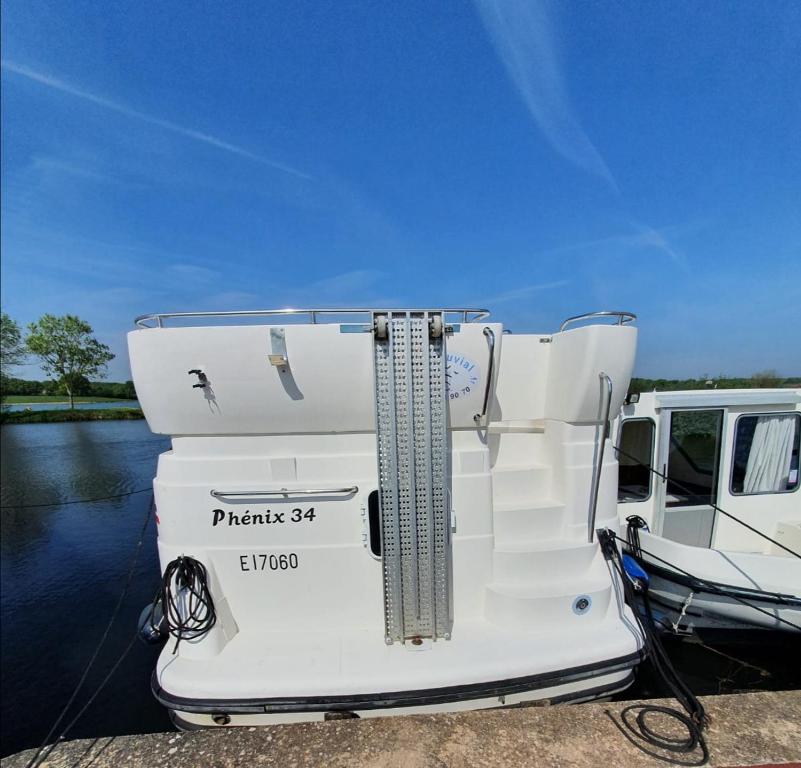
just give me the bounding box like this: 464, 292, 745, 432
546, 222, 690, 269
473, 0, 614, 186
480, 279, 568, 305
1, 60, 310, 180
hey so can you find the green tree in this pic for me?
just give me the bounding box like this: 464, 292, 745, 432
26, 315, 114, 409
1, 313, 26, 378
751, 369, 780, 388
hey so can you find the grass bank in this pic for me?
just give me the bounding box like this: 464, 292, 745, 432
2, 408, 144, 424
2, 395, 137, 404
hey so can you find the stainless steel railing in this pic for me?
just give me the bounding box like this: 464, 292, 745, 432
587, 372, 613, 543
473, 327, 496, 424
210, 486, 358, 499
559, 311, 636, 332
135, 308, 490, 328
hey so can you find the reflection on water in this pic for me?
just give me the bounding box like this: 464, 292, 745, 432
1, 421, 171, 757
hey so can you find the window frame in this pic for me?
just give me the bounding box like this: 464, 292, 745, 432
617, 416, 656, 504
729, 411, 801, 497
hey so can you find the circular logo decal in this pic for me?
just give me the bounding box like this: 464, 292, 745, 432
446, 354, 479, 400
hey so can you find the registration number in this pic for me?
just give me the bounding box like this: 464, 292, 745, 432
239, 553, 299, 572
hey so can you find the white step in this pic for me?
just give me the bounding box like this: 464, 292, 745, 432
491, 465, 551, 502
493, 499, 565, 545
492, 541, 601, 583
485, 578, 612, 629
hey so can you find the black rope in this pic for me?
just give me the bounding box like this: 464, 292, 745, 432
614, 443, 800, 560
619, 521, 801, 631
150, 555, 217, 653
25, 495, 154, 768
599, 530, 709, 765
1, 487, 152, 510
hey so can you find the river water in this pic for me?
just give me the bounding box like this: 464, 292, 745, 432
1, 420, 798, 757
1, 421, 171, 757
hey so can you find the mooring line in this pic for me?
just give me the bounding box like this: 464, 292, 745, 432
1, 487, 152, 510
24, 495, 154, 768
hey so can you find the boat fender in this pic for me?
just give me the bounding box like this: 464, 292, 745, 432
137, 600, 167, 645
622, 554, 649, 592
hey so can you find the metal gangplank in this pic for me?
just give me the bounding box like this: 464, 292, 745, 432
373, 311, 453, 644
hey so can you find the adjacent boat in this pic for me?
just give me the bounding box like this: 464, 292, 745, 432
614, 388, 801, 633
128, 308, 644, 727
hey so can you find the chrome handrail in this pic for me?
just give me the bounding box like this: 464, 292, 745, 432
587, 372, 613, 543
210, 486, 358, 499
135, 308, 490, 328
559, 311, 636, 333
473, 327, 496, 424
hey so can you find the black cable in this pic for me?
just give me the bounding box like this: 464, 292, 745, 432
1, 487, 152, 509
150, 555, 217, 653
599, 530, 709, 765
618, 524, 801, 631
25, 495, 154, 768
613, 443, 800, 560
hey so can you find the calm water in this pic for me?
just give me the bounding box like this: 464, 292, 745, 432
1, 420, 798, 757
1, 420, 171, 757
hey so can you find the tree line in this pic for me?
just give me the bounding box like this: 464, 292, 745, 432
629, 372, 800, 393
1, 312, 128, 408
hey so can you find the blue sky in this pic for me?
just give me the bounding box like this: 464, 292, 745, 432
2, 0, 800, 381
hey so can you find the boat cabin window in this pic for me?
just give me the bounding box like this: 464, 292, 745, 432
665, 410, 723, 508
617, 418, 655, 502
368, 490, 382, 557
730, 413, 801, 495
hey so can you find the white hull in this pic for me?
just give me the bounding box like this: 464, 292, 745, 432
128, 309, 644, 724
634, 531, 801, 632
167, 666, 636, 728
615, 388, 801, 633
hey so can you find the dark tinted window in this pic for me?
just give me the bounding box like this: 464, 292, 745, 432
368, 490, 381, 556
618, 419, 654, 502
665, 410, 723, 508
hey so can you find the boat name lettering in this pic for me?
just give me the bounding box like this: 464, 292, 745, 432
239, 553, 299, 571
212, 508, 316, 527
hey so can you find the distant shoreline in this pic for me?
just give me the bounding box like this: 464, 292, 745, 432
2, 396, 137, 405
1, 408, 144, 424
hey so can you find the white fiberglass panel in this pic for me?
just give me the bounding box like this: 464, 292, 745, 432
128, 322, 501, 435
545, 325, 637, 423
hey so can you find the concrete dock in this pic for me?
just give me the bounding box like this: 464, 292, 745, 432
3, 691, 800, 767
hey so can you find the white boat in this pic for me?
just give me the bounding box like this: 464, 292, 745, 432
614, 388, 801, 633
128, 308, 644, 728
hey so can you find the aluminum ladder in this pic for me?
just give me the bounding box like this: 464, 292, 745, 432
372, 310, 453, 644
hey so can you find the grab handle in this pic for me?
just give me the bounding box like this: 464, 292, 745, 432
210, 486, 358, 499
473, 327, 496, 424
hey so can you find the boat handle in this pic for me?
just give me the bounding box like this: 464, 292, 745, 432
474, 327, 496, 424
587, 372, 613, 542
210, 486, 359, 499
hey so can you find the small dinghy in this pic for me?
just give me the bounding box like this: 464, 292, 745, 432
129, 308, 644, 727
614, 389, 801, 633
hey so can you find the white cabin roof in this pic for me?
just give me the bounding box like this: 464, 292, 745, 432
633, 388, 801, 410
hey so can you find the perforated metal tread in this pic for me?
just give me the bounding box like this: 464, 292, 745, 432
373, 311, 452, 643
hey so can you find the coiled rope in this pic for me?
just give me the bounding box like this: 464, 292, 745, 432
149, 555, 217, 653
